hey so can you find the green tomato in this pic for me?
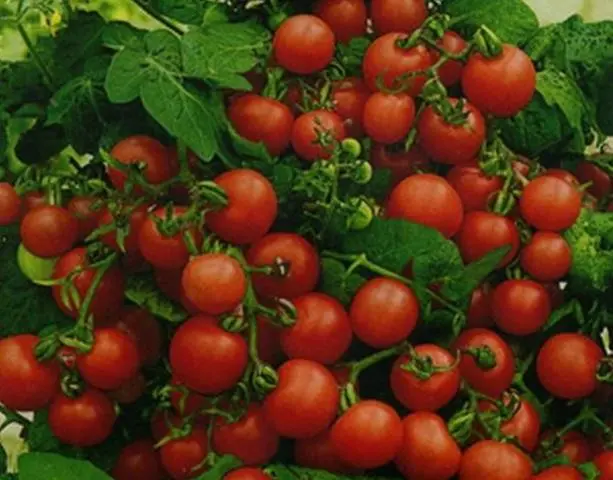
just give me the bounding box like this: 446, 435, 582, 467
17, 243, 57, 283
347, 198, 374, 231
341, 138, 362, 158
352, 161, 373, 185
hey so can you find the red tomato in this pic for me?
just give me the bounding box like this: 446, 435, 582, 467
491, 279, 551, 336
225, 468, 271, 480
263, 359, 339, 439
459, 440, 532, 480
48, 388, 116, 447
576, 160, 612, 199
150, 410, 187, 442
331, 400, 403, 469
67, 195, 101, 240
395, 412, 461, 480
370, 0, 427, 35
112, 439, 166, 480
113, 307, 163, 367
462, 45, 536, 118
228, 94, 294, 156
387, 173, 464, 238
160, 428, 208, 480
545, 168, 580, 187
446, 165, 503, 212
466, 284, 494, 328
453, 328, 515, 398
595, 451, 613, 480
22, 191, 47, 213
520, 232, 572, 282
540, 430, 593, 464
434, 31, 467, 86
206, 169, 278, 245
370, 143, 430, 187
295, 429, 360, 474
0, 183, 22, 225
391, 344, 461, 412
520, 176, 582, 231
99, 205, 149, 255
331, 77, 371, 138
0, 334, 59, 410
108, 373, 146, 404
291, 110, 346, 161
349, 277, 419, 348
363, 93, 416, 144
154, 268, 199, 314
533, 466, 583, 480
170, 316, 248, 395
20, 205, 78, 258
363, 33, 432, 94
273, 15, 335, 74
417, 99, 486, 165
170, 376, 207, 416
256, 316, 284, 366
536, 333, 603, 399
456, 211, 520, 267
313, 0, 367, 43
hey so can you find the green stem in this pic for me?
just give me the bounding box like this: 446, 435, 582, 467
0, 404, 31, 430
76, 252, 119, 327
131, 0, 185, 35
17, 22, 54, 90
349, 343, 407, 384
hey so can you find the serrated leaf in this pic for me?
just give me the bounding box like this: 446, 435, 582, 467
125, 272, 188, 323
319, 258, 366, 306
18, 453, 111, 480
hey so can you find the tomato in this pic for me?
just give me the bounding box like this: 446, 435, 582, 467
533, 466, 582, 480
67, 195, 101, 240
170, 316, 248, 394
20, 205, 78, 258
0, 182, 22, 225
295, 429, 360, 474
155, 268, 199, 315
182, 254, 247, 315
247, 233, 320, 300
213, 403, 279, 465
459, 440, 532, 480
0, 334, 59, 410
434, 31, 467, 86
225, 468, 271, 480
363, 33, 432, 95
417, 99, 486, 165
273, 15, 335, 74
387, 174, 464, 238
395, 412, 461, 480
99, 205, 149, 255
206, 169, 278, 245
491, 279, 551, 336
52, 247, 125, 322
466, 284, 494, 328
112, 439, 166, 480
370, 0, 427, 36
520, 232, 572, 282
555, 431, 593, 464
456, 211, 520, 267
22, 191, 47, 213
462, 44, 536, 118
363, 93, 416, 145
595, 451, 613, 480
17, 243, 57, 282
291, 110, 346, 161
150, 409, 187, 442
391, 344, 461, 412
545, 168, 580, 188
108, 135, 177, 192
349, 277, 419, 348
370, 143, 429, 187
113, 307, 163, 367
263, 359, 339, 439
109, 373, 146, 404
331, 77, 371, 138
446, 165, 503, 212
48, 388, 116, 447
281, 292, 352, 364
313, 0, 367, 43
536, 333, 603, 399
160, 428, 208, 480
520, 176, 582, 231
228, 94, 294, 156
170, 376, 207, 416
77, 327, 141, 390
453, 328, 515, 398
330, 400, 403, 469
576, 160, 612, 199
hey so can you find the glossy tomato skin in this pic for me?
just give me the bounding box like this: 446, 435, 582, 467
370, 0, 427, 35
459, 440, 532, 480
99, 205, 149, 255
313, 0, 367, 43
350, 277, 419, 348
446, 165, 503, 212
291, 110, 346, 161
536, 333, 603, 399
594, 451, 613, 480
22, 191, 47, 213
295, 429, 360, 474
112, 439, 166, 480
576, 160, 612, 199
387, 174, 464, 238
256, 316, 284, 366
395, 412, 461, 480
520, 232, 572, 282
391, 344, 461, 412
160, 428, 208, 480
370, 143, 430, 187
263, 359, 339, 439
467, 284, 494, 328
533, 466, 582, 480
491, 279, 551, 336
67, 196, 101, 240
48, 389, 116, 447
435, 31, 467, 86
545, 168, 580, 187
228, 94, 294, 156
331, 77, 371, 138
551, 430, 593, 464
0, 183, 22, 225
225, 468, 271, 480
0, 334, 60, 411
363, 93, 416, 145
20, 205, 79, 258
462, 44, 536, 118
114, 307, 163, 367
273, 15, 335, 74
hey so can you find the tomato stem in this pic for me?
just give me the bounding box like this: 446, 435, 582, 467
16, 22, 55, 90
0, 404, 31, 431
131, 0, 186, 35
349, 342, 408, 384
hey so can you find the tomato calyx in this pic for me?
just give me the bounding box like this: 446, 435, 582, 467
463, 345, 498, 371
472, 25, 503, 58
597, 357, 613, 384
400, 345, 461, 381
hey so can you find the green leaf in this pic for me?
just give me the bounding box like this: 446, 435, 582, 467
544, 299, 579, 330
412, 239, 463, 286
0, 61, 48, 111
578, 462, 600, 480
334, 37, 372, 78
102, 22, 146, 50
125, 272, 188, 323
264, 465, 402, 480
151, 0, 225, 25
14, 123, 66, 165
104, 47, 149, 103
26, 411, 62, 453
319, 258, 366, 306
227, 123, 272, 162
18, 453, 111, 480
195, 456, 242, 479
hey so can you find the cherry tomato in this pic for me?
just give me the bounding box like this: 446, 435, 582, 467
48, 388, 116, 447
206, 169, 278, 245
67, 195, 101, 240
99, 205, 149, 255
225, 468, 271, 480
363, 93, 416, 145
387, 173, 464, 238
462, 44, 536, 118
22, 191, 47, 213
545, 168, 580, 187
434, 31, 467, 86
295, 429, 360, 474
273, 15, 335, 74
170, 316, 248, 394
263, 359, 339, 439
576, 160, 612, 199
0, 183, 22, 225
370, 143, 430, 187
459, 440, 532, 480
491, 279, 551, 336
536, 333, 603, 399
370, 0, 427, 36
313, 0, 367, 43
113, 307, 163, 367
520, 232, 572, 282
350, 277, 419, 348
446, 165, 503, 212
539, 430, 593, 465
520, 176, 582, 231
160, 428, 208, 480
533, 466, 583, 480
20, 205, 78, 258
150, 410, 187, 442
594, 451, 613, 480
256, 316, 284, 366
466, 284, 494, 328
109, 373, 146, 404
331, 77, 371, 138
291, 110, 346, 161
170, 376, 207, 416
112, 439, 166, 480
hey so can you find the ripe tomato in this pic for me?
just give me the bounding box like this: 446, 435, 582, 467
273, 15, 335, 74
0, 183, 22, 225
213, 403, 279, 465
363, 33, 432, 95
150, 410, 189, 442
459, 440, 532, 480
467, 284, 494, 328
540, 430, 593, 464
20, 205, 78, 258
370, 143, 430, 187
520, 176, 582, 231
225, 468, 271, 480
22, 191, 47, 214
434, 31, 467, 86
113, 307, 163, 367
281, 292, 352, 364
295, 429, 360, 474
520, 232, 572, 282
350, 277, 419, 348
576, 160, 612, 199
370, 0, 427, 35
395, 412, 461, 480
330, 400, 403, 469
391, 344, 461, 412
48, 388, 116, 447
363, 93, 416, 145
545, 168, 580, 187
595, 451, 613, 480
417, 99, 486, 165
533, 466, 583, 480
263, 359, 339, 439
109, 373, 146, 404
206, 169, 278, 245
160, 428, 208, 480
228, 94, 294, 156
456, 211, 520, 267
453, 328, 515, 398
112, 439, 166, 480
387, 174, 464, 238
154, 268, 200, 314
331, 77, 371, 138
313, 0, 367, 43
446, 165, 503, 212
462, 44, 536, 118
291, 110, 346, 161
182, 254, 247, 315
256, 316, 284, 366
99, 205, 149, 255
536, 333, 603, 399
170, 376, 207, 416
491, 279, 551, 336
67, 195, 101, 240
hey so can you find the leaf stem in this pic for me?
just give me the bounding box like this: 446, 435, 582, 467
0, 404, 31, 431
17, 22, 54, 90
131, 0, 186, 35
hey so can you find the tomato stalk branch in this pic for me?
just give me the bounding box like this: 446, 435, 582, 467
0, 404, 31, 431
16, 22, 55, 90
348, 343, 408, 384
